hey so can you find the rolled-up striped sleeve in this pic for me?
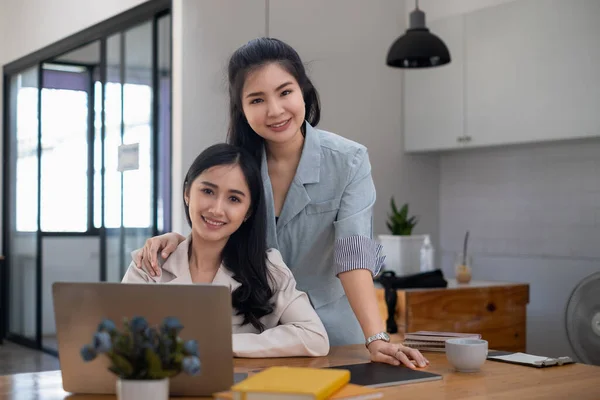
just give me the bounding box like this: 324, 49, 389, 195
332, 147, 384, 276
334, 235, 385, 276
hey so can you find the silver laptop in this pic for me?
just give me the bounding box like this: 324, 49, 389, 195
52, 282, 235, 396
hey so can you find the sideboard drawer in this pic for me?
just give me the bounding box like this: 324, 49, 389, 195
375, 280, 529, 352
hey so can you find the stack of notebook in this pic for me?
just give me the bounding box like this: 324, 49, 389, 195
402, 331, 482, 352
213, 366, 383, 400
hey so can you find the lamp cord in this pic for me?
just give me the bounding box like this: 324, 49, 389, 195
415, 0, 419, 10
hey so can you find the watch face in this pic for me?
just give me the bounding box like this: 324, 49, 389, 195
382, 332, 390, 341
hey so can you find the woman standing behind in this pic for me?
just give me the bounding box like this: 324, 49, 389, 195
136, 38, 428, 369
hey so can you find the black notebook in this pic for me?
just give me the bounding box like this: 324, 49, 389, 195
325, 362, 442, 388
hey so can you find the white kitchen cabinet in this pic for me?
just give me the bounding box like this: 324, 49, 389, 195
465, 0, 600, 147
404, 0, 600, 152
403, 15, 465, 152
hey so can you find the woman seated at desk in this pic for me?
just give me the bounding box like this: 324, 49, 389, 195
122, 143, 329, 359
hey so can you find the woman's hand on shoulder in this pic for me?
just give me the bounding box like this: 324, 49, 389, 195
134, 232, 185, 276
367, 341, 429, 368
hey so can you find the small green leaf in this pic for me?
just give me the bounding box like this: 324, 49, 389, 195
175, 338, 184, 354
108, 353, 134, 377
390, 197, 398, 215
160, 369, 180, 378
399, 204, 408, 220
386, 222, 394, 233
173, 352, 184, 365
108, 365, 125, 378
113, 335, 129, 354
145, 348, 163, 379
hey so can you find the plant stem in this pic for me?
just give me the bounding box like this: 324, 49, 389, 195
463, 231, 469, 266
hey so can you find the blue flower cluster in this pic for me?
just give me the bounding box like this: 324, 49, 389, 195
80, 316, 201, 380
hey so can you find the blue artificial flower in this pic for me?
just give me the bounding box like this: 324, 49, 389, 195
181, 356, 201, 376
129, 316, 148, 333
80, 344, 97, 361
183, 339, 199, 356
144, 327, 158, 343
93, 331, 112, 353
161, 317, 183, 335
97, 319, 116, 333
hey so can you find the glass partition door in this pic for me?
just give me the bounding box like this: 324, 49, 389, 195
1, 4, 171, 353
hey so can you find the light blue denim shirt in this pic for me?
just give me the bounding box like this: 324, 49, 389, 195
261, 122, 384, 346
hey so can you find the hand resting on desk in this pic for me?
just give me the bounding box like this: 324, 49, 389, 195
367, 340, 429, 369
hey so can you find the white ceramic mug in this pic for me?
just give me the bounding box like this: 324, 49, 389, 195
445, 338, 488, 373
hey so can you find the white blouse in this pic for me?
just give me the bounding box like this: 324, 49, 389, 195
122, 238, 329, 358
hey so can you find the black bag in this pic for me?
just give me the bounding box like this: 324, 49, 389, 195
375, 269, 447, 333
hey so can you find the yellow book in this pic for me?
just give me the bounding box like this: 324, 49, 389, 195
229, 366, 350, 400
328, 384, 383, 400
214, 383, 383, 400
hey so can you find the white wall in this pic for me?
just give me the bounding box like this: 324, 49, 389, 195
0, 0, 149, 65
422, 0, 600, 361
410, 0, 520, 22
0, 0, 150, 251
171, 0, 267, 234
440, 139, 600, 361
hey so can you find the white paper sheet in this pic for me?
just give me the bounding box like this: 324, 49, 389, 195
117, 143, 140, 172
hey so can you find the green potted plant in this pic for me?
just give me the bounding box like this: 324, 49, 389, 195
80, 316, 201, 400
378, 198, 430, 276
385, 198, 418, 235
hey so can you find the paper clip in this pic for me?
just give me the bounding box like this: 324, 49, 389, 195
534, 358, 557, 367
556, 356, 573, 365
533, 356, 573, 367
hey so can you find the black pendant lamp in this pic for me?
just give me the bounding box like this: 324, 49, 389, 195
386, 0, 451, 68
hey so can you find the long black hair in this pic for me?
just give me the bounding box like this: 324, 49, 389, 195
226, 37, 321, 162
183, 143, 274, 332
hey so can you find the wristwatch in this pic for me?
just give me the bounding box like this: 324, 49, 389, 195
365, 331, 390, 348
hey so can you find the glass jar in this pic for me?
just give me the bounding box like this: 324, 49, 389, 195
455, 253, 472, 284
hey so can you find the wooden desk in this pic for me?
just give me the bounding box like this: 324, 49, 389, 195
1, 345, 599, 399
375, 280, 530, 352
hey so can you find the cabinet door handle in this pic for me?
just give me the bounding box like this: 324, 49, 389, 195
463, 135, 472, 142
457, 136, 465, 143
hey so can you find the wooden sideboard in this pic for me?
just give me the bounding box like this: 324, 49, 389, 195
375, 280, 529, 352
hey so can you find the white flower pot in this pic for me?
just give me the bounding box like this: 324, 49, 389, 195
378, 234, 428, 276
116, 378, 169, 400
